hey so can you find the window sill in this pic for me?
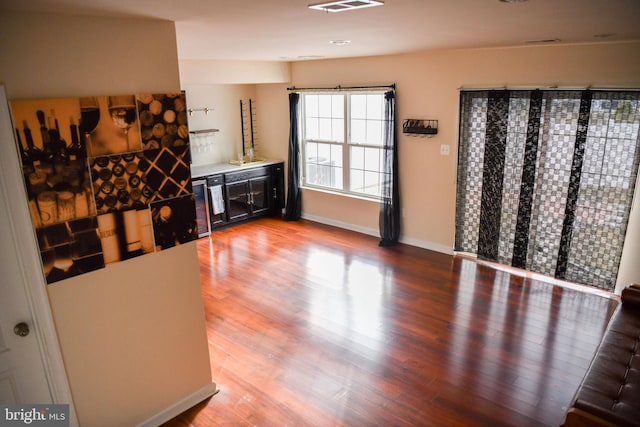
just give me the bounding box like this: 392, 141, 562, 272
301, 185, 381, 203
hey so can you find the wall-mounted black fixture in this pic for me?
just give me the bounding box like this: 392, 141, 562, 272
402, 119, 438, 136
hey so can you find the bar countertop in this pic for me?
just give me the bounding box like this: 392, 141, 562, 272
190, 159, 284, 179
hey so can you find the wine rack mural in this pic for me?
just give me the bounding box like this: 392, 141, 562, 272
10, 92, 198, 284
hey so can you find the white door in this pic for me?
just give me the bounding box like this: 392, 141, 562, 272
0, 85, 76, 424
0, 196, 52, 403
0, 85, 52, 404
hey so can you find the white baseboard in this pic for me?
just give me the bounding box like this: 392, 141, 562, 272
300, 213, 453, 255
400, 235, 454, 255
136, 381, 218, 427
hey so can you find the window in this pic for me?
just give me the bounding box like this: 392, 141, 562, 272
301, 91, 386, 198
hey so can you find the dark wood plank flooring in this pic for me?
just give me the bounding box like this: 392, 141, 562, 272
163, 218, 619, 427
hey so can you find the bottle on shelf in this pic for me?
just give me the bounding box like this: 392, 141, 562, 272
48, 110, 68, 166
68, 116, 84, 162
15, 127, 30, 167
36, 110, 53, 164
23, 120, 42, 166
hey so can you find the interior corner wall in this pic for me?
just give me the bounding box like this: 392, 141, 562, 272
255, 84, 291, 162
274, 41, 640, 286
184, 84, 258, 166
0, 11, 213, 426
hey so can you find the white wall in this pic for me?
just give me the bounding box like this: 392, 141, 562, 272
184, 84, 257, 165
617, 182, 640, 293
0, 11, 213, 426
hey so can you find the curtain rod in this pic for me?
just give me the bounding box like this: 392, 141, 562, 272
287, 83, 395, 92
458, 85, 640, 92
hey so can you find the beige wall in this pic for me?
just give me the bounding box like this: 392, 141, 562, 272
179, 59, 291, 85
256, 84, 290, 162
0, 11, 213, 426
256, 41, 640, 290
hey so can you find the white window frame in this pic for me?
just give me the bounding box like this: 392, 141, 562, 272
300, 90, 386, 200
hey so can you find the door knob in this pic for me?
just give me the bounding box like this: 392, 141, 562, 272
14, 322, 30, 337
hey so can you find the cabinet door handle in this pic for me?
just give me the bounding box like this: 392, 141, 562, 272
273, 188, 277, 199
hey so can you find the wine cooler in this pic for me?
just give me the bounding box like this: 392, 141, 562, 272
192, 179, 210, 237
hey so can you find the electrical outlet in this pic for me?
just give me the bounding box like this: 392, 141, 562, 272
440, 144, 450, 156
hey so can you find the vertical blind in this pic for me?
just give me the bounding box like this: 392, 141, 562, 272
455, 90, 640, 291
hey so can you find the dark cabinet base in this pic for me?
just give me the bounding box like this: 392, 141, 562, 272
204, 162, 284, 231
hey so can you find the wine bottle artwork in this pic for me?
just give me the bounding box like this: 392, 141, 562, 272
47, 110, 68, 166
9, 91, 195, 284
22, 120, 42, 165
15, 127, 29, 167
37, 110, 53, 163
79, 96, 100, 138
68, 116, 82, 161
108, 95, 137, 152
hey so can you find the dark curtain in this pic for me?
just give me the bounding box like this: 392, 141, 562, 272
477, 90, 510, 260
379, 90, 400, 246
284, 92, 302, 221
455, 89, 640, 291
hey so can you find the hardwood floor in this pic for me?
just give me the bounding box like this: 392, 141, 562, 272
162, 217, 620, 427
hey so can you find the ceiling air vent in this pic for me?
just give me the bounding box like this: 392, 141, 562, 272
308, 0, 384, 13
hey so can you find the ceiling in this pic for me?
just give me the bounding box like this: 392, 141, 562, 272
2, 0, 639, 61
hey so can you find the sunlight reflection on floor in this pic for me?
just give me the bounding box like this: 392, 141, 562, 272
304, 245, 393, 360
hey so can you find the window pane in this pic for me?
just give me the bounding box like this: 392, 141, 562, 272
305, 142, 318, 160
305, 117, 319, 140
305, 142, 319, 186
317, 143, 331, 162
308, 159, 331, 187
333, 168, 343, 188
306, 95, 318, 116
331, 144, 343, 167
350, 169, 364, 192
364, 147, 380, 171
351, 95, 366, 119
332, 95, 344, 119
305, 142, 342, 190
366, 120, 383, 145
351, 119, 366, 144
306, 155, 320, 185
364, 171, 381, 195
350, 93, 385, 146
317, 164, 331, 186
319, 118, 332, 140
332, 118, 344, 141
306, 163, 317, 185
318, 95, 332, 117
367, 95, 383, 119
351, 146, 364, 169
